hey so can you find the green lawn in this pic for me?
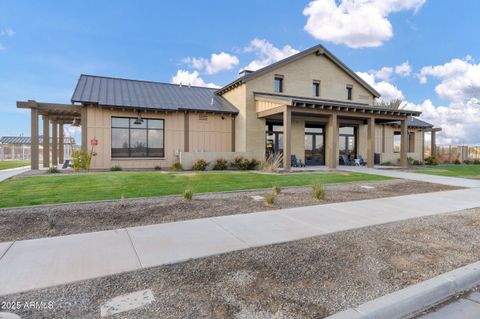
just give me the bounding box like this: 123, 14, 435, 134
0, 160, 30, 170
415, 164, 480, 177
0, 171, 390, 208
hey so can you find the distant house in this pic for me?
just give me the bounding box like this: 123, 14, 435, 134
17, 44, 440, 169
0, 136, 77, 161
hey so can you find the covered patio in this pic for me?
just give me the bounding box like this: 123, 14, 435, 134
255, 93, 423, 170
17, 100, 83, 169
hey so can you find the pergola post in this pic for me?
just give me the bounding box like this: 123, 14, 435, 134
31, 108, 39, 169
367, 117, 375, 168
52, 121, 58, 166
42, 116, 50, 167
184, 112, 189, 152
81, 106, 88, 153
431, 130, 436, 157
59, 123, 64, 165
400, 119, 408, 167
283, 106, 292, 170
326, 114, 338, 169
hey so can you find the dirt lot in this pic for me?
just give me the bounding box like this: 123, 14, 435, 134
0, 179, 459, 242
3, 207, 480, 319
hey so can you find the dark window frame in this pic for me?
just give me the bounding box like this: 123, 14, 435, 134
346, 85, 353, 100
312, 80, 320, 97
274, 75, 284, 93
111, 116, 165, 158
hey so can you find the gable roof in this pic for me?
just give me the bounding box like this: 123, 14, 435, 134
383, 117, 434, 129
216, 44, 381, 97
71, 75, 238, 114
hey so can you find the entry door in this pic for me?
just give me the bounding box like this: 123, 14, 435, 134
305, 133, 325, 165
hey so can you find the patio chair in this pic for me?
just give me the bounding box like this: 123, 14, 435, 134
357, 155, 367, 166
340, 154, 354, 166
62, 160, 72, 169
291, 155, 305, 167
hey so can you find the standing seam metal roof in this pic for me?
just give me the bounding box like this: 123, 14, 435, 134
71, 74, 238, 114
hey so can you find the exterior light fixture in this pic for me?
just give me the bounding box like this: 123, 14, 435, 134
133, 111, 144, 125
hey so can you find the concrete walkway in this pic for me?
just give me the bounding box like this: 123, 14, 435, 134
417, 291, 480, 318
0, 166, 30, 183
339, 166, 480, 188
1, 184, 480, 296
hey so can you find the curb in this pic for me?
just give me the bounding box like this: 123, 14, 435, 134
326, 260, 480, 319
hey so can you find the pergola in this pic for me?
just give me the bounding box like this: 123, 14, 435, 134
17, 100, 84, 169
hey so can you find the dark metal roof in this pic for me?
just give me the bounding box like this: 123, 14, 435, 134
0, 136, 76, 145
217, 44, 381, 97
254, 92, 422, 117
71, 75, 238, 114
383, 117, 434, 128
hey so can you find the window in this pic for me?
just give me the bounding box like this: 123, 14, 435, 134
111, 117, 164, 158
312, 80, 320, 97
393, 132, 401, 153
346, 85, 353, 100
274, 75, 283, 93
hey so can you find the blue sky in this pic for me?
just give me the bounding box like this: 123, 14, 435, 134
1, 0, 479, 144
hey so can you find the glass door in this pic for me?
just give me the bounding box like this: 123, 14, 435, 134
305, 127, 325, 165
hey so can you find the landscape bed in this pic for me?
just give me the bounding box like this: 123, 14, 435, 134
0, 171, 391, 208
0, 179, 459, 242
5, 207, 480, 319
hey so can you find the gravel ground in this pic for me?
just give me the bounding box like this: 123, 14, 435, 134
2, 208, 480, 319
0, 179, 459, 242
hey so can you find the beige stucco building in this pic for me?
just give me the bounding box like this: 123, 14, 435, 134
18, 44, 439, 170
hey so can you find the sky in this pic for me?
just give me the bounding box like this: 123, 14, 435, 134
0, 0, 479, 145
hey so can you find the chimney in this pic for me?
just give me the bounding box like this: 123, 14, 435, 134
238, 69, 254, 78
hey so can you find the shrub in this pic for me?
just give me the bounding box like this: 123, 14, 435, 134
464, 160, 472, 165
381, 161, 393, 166
46, 213, 57, 230
474, 159, 480, 165
407, 157, 415, 165
231, 156, 245, 169
110, 165, 123, 171
191, 158, 209, 171
47, 166, 61, 174
454, 159, 461, 165
313, 182, 325, 200
213, 158, 229, 170
260, 154, 283, 172
171, 162, 183, 171
231, 156, 259, 170
72, 149, 93, 172
182, 188, 193, 201
272, 185, 281, 195
412, 160, 423, 166
154, 165, 162, 170
424, 156, 438, 166
264, 192, 275, 206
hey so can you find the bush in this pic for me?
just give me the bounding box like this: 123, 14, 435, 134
231, 156, 259, 170
454, 159, 462, 165
464, 160, 472, 165
264, 193, 275, 206
260, 154, 283, 172
412, 160, 423, 166
313, 182, 325, 200
407, 157, 415, 165
191, 158, 209, 171
381, 161, 393, 166
182, 188, 193, 201
110, 165, 123, 171
46, 213, 57, 230
272, 185, 281, 195
424, 156, 438, 166
154, 165, 162, 170
171, 162, 183, 171
474, 159, 480, 165
213, 158, 228, 170
47, 166, 60, 174
72, 149, 93, 172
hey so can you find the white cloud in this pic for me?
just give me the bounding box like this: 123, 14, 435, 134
356, 71, 404, 103
374, 67, 394, 81
243, 38, 299, 71
303, 0, 426, 48
404, 98, 480, 145
418, 56, 480, 102
171, 70, 219, 88
0, 28, 15, 37
395, 61, 412, 77
183, 52, 239, 75
0, 43, 4, 51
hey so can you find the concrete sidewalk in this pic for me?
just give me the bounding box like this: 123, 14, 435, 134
1, 186, 480, 296
339, 166, 480, 188
0, 166, 30, 183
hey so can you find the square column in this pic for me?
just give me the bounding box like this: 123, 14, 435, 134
283, 106, 292, 170
59, 124, 64, 164
81, 106, 88, 153
31, 108, 39, 169
42, 116, 50, 167
400, 119, 408, 167
52, 121, 58, 166
431, 130, 436, 157
367, 117, 375, 168
326, 114, 338, 169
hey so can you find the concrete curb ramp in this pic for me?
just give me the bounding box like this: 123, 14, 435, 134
327, 261, 480, 319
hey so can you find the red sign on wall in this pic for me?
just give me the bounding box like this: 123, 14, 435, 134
90, 138, 98, 146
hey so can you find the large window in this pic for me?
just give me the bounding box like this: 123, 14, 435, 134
111, 117, 164, 158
